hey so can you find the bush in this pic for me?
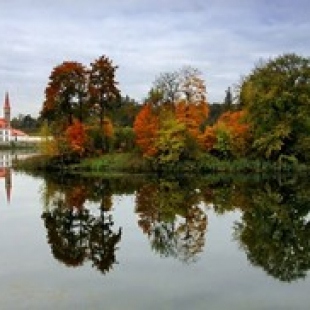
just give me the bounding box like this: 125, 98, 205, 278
113, 127, 136, 152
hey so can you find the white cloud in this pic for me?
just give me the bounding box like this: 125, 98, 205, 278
0, 0, 309, 116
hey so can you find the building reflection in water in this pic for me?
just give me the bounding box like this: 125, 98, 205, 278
0, 151, 38, 204
0, 152, 12, 203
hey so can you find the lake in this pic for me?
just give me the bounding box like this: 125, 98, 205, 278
0, 167, 309, 309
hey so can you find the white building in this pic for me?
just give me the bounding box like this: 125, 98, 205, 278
0, 93, 41, 144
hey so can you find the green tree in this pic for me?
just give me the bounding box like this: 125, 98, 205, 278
224, 87, 233, 110
39, 120, 58, 156
156, 117, 187, 166
239, 53, 310, 161
108, 95, 140, 127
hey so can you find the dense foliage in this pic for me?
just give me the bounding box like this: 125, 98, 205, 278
239, 53, 310, 161
38, 53, 310, 171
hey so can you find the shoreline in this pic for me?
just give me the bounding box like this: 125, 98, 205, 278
12, 152, 310, 176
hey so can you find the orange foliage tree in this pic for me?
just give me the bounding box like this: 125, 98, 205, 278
65, 119, 88, 155
219, 110, 251, 156
175, 100, 209, 145
202, 110, 251, 158
203, 126, 217, 152
40, 55, 121, 157
133, 103, 159, 157
222, 111, 251, 155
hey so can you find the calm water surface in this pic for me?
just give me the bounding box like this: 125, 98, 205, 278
0, 170, 309, 310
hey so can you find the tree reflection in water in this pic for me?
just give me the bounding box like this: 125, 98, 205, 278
233, 177, 310, 282
41, 176, 122, 275
136, 177, 208, 263
38, 173, 310, 281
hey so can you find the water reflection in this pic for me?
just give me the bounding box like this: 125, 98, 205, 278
37, 172, 310, 281
0, 150, 38, 204
233, 177, 310, 282
136, 178, 207, 263
0, 167, 12, 203
41, 176, 122, 274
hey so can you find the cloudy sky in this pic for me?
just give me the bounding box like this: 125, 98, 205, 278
0, 0, 309, 117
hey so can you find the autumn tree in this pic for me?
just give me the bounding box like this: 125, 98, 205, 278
135, 67, 209, 165
65, 119, 88, 156
88, 55, 120, 128
218, 110, 251, 157
152, 66, 206, 105
175, 99, 209, 146
41, 61, 88, 126
239, 53, 310, 161
174, 68, 209, 149
133, 103, 159, 157
202, 110, 251, 158
155, 113, 188, 168
87, 55, 120, 152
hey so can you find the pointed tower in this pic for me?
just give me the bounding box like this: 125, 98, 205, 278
4, 92, 11, 128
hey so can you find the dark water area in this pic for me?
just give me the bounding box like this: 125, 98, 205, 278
0, 168, 309, 309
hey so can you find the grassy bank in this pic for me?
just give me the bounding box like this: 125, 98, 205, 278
75, 152, 151, 173
13, 152, 151, 175
13, 151, 310, 176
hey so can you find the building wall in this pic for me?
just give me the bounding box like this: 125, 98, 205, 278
0, 129, 10, 142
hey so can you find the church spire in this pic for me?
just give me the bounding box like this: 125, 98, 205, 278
4, 92, 10, 109
4, 92, 11, 128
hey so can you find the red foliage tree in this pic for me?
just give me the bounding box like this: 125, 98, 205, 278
88, 55, 120, 128
42, 61, 88, 125
65, 119, 88, 155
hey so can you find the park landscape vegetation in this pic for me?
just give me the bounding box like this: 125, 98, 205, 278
18, 53, 310, 174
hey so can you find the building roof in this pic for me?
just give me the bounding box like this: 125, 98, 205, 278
0, 118, 7, 129
0, 118, 28, 136
11, 128, 28, 136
